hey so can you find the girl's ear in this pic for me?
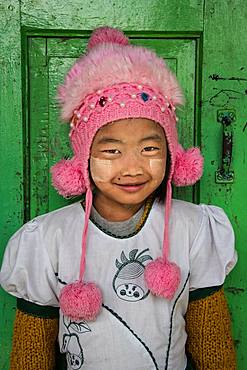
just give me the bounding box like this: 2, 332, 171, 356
51, 157, 86, 197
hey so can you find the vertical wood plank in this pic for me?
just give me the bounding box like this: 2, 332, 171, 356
29, 38, 50, 218
201, 1, 247, 367
0, 2, 23, 369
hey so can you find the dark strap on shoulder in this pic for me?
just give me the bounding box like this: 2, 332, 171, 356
17, 298, 59, 319
189, 285, 223, 302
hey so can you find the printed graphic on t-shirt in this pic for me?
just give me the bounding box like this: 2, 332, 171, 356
113, 248, 153, 301
61, 315, 91, 369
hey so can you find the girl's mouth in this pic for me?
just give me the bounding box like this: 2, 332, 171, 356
114, 182, 147, 193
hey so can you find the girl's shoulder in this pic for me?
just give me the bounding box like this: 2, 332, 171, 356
152, 198, 234, 247
153, 198, 232, 230
0, 204, 85, 307
16, 201, 83, 236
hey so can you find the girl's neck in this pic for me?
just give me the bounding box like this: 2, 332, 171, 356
93, 192, 145, 222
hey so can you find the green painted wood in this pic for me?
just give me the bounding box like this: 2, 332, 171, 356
29, 38, 50, 218
200, 1, 247, 366
0, 2, 24, 369
21, 0, 204, 32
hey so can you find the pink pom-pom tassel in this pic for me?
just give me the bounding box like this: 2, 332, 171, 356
172, 145, 204, 187
144, 258, 181, 300
51, 157, 86, 197
59, 281, 102, 321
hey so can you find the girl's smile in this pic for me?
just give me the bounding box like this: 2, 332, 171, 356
90, 118, 167, 221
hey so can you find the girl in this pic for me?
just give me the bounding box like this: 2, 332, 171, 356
0, 27, 237, 370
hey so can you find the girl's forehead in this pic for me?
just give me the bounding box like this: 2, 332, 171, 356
93, 118, 165, 141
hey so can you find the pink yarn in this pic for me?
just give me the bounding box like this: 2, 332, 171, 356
87, 26, 129, 50
144, 258, 181, 300
79, 188, 93, 280
58, 31, 184, 121
50, 157, 86, 197
59, 281, 102, 321
172, 145, 204, 187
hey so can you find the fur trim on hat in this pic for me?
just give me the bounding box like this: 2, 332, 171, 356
58, 28, 184, 121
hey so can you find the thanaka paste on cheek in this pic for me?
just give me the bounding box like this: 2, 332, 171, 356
90, 156, 115, 183
148, 158, 166, 180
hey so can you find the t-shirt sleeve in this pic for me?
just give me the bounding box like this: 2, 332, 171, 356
189, 204, 237, 291
0, 218, 59, 306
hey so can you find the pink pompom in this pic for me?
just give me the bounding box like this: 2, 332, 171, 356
172, 145, 204, 187
50, 157, 86, 197
59, 281, 102, 321
144, 258, 181, 300
87, 26, 129, 50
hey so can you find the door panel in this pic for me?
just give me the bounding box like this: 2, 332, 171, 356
29, 36, 197, 217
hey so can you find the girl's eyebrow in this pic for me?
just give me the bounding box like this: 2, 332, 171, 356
97, 137, 123, 144
97, 134, 163, 145
140, 134, 163, 142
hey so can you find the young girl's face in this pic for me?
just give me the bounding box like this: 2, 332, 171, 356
90, 118, 167, 220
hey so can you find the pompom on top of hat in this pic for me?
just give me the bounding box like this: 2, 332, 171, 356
59, 281, 103, 321
50, 157, 86, 197
87, 26, 129, 50
144, 258, 181, 300
172, 144, 204, 187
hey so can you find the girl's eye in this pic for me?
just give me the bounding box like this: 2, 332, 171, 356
102, 149, 121, 154
142, 146, 159, 152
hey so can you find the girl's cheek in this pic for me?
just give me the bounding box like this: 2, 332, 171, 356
148, 158, 166, 180
90, 156, 115, 182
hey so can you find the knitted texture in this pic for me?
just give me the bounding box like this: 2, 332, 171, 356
10, 309, 58, 370
56, 82, 180, 191
185, 289, 236, 369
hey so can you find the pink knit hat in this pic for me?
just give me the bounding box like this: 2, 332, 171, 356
51, 27, 203, 321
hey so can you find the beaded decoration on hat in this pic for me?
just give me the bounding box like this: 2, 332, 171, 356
51, 26, 204, 322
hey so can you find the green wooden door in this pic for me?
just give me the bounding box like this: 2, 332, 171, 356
29, 36, 197, 218
1, 1, 246, 369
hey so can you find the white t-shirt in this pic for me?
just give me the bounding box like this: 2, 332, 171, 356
0, 199, 237, 370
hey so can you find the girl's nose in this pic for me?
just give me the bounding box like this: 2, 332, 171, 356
120, 153, 144, 177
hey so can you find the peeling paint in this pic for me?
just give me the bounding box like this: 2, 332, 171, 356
209, 73, 247, 82
226, 287, 245, 295
208, 88, 244, 107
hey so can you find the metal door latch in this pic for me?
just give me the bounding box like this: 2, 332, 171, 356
215, 110, 235, 184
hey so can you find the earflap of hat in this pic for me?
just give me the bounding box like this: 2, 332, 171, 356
50, 156, 86, 197
172, 144, 204, 187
